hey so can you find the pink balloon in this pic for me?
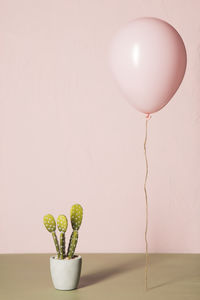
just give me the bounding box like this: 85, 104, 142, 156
109, 18, 187, 114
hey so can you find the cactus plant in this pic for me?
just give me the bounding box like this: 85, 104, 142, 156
57, 215, 68, 259
43, 214, 60, 259
43, 204, 83, 260
67, 204, 83, 259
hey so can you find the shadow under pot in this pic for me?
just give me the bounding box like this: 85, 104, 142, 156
50, 255, 82, 290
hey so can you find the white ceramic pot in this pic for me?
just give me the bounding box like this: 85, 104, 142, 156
50, 255, 82, 290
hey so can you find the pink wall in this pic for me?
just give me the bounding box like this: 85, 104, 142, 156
0, 0, 199, 253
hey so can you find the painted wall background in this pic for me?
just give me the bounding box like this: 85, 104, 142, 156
0, 0, 199, 254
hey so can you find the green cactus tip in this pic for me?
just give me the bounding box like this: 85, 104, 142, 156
43, 214, 56, 232
70, 204, 83, 230
57, 215, 68, 232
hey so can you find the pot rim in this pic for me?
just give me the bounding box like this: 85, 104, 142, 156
50, 255, 82, 261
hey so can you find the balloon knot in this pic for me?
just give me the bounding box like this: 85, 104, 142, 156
146, 114, 151, 120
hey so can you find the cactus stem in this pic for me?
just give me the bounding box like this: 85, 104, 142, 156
52, 231, 60, 259
60, 232, 65, 259
67, 230, 78, 259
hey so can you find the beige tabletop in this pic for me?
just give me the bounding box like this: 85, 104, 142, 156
0, 253, 200, 300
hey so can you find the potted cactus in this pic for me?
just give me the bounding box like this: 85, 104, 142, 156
43, 204, 83, 290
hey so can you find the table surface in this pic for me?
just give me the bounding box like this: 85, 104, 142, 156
0, 253, 200, 300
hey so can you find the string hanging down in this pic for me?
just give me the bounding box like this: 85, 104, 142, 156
144, 113, 151, 290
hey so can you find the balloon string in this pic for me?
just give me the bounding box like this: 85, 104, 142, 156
144, 114, 151, 290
